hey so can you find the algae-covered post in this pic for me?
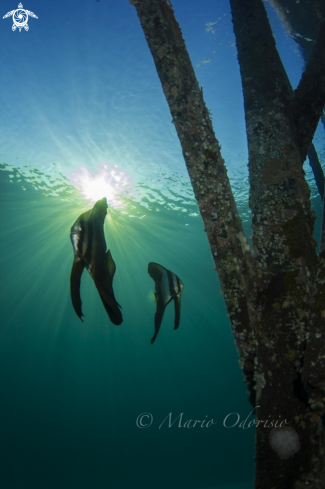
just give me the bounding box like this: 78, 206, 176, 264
230, 0, 325, 485
130, 0, 257, 400
130, 0, 325, 487
321, 191, 325, 253
291, 19, 325, 162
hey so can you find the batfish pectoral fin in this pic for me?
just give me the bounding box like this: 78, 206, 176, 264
70, 256, 85, 321
173, 294, 181, 330
106, 249, 116, 279
151, 297, 166, 345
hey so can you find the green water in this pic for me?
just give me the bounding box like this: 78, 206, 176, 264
0, 169, 254, 488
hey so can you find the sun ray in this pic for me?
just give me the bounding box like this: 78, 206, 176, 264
69, 163, 135, 207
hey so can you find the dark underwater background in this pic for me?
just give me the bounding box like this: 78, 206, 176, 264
0, 0, 323, 488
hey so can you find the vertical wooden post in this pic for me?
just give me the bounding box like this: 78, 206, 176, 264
131, 0, 257, 401
131, 0, 325, 486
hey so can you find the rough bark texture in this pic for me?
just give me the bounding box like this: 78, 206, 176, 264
292, 19, 325, 162
308, 144, 324, 202
130, 0, 325, 487
321, 192, 325, 253
281, 52, 324, 204
130, 0, 257, 402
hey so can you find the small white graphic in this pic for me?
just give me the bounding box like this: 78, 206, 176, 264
3, 3, 38, 32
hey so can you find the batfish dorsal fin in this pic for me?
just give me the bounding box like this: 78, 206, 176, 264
148, 262, 166, 283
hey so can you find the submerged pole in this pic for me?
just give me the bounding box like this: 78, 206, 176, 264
230, 0, 325, 486
292, 19, 325, 163
130, 0, 257, 400
131, 0, 325, 486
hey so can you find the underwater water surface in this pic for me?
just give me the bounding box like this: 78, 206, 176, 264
0, 0, 324, 488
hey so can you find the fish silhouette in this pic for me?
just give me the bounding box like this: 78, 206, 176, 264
70, 197, 122, 325
148, 262, 184, 344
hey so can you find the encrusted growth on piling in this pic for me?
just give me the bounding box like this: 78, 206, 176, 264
131, 0, 257, 399
131, 0, 325, 486
230, 0, 325, 486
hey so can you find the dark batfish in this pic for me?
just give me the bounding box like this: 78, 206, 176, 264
148, 262, 184, 344
70, 197, 122, 325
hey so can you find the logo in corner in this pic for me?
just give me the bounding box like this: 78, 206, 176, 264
3, 3, 38, 32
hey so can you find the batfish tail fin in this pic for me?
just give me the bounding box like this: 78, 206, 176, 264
173, 294, 181, 330
151, 298, 166, 344
70, 257, 85, 321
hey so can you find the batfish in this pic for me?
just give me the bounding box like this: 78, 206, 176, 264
70, 197, 122, 325
148, 262, 184, 344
